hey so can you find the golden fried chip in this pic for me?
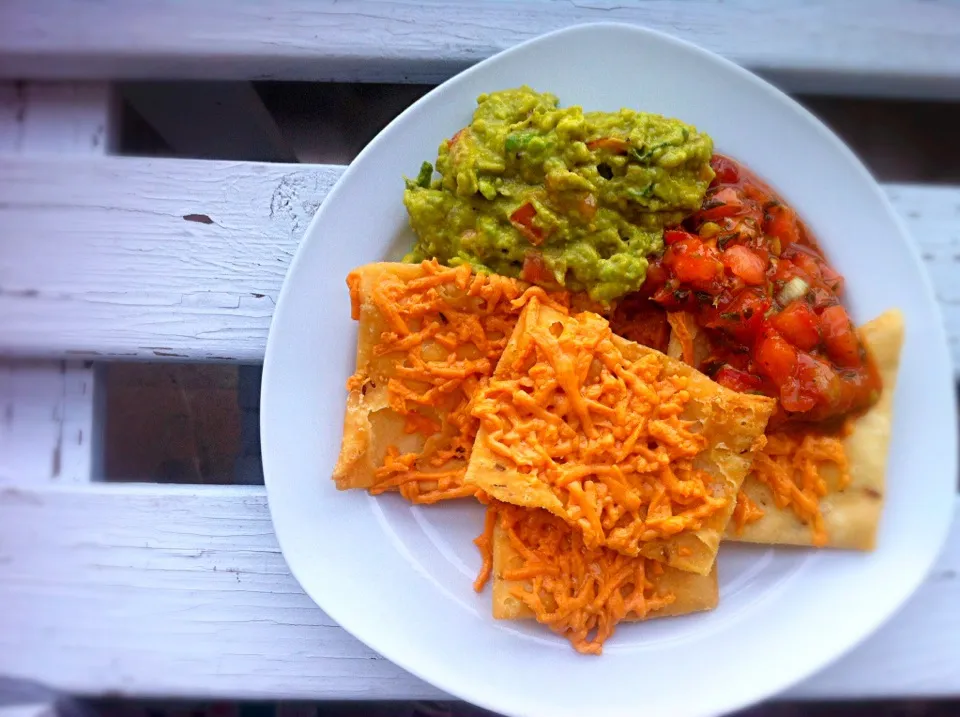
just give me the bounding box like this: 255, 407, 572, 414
726, 309, 904, 549
333, 261, 567, 503
488, 504, 718, 655
465, 299, 775, 574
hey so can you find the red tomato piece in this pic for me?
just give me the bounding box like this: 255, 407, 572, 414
521, 252, 552, 285
721, 245, 767, 285
714, 365, 764, 393
697, 186, 744, 222
510, 202, 545, 246
764, 204, 801, 246
771, 301, 820, 351
662, 237, 724, 293
710, 155, 740, 185
664, 229, 694, 246
755, 330, 798, 385
820, 304, 862, 368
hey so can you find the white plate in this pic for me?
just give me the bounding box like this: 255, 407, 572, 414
261, 22, 956, 717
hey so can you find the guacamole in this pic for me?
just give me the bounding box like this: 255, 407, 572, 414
403, 87, 714, 302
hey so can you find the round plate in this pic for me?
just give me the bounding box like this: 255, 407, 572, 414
261, 22, 956, 717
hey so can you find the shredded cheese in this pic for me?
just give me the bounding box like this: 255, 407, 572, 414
347, 260, 568, 504
749, 426, 851, 546
731, 489, 764, 534
477, 502, 675, 655
471, 298, 728, 556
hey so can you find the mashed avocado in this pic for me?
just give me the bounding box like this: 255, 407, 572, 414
403, 87, 714, 302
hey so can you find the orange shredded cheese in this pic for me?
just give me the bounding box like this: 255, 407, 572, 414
471, 298, 728, 556
731, 489, 765, 534
348, 260, 568, 504
666, 310, 697, 366
479, 502, 675, 655
749, 426, 851, 546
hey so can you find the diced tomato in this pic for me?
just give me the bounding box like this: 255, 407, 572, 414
586, 137, 631, 153
510, 202, 545, 246
696, 187, 744, 222
714, 365, 764, 393
820, 261, 845, 294
521, 252, 552, 285
672, 254, 722, 289
662, 237, 723, 292
771, 301, 820, 351
820, 305, 861, 368
664, 229, 694, 246
764, 204, 801, 246
702, 288, 769, 342
755, 330, 798, 385
448, 128, 466, 147
721, 245, 767, 285
779, 375, 818, 413
782, 353, 842, 414
785, 245, 823, 284
710, 155, 740, 185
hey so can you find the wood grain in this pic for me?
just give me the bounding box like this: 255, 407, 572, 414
0, 484, 956, 700
0, 1, 958, 98
1, 156, 958, 368
0, 82, 111, 486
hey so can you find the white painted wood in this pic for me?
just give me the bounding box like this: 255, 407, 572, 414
0, 83, 112, 486
0, 1, 958, 99
0, 82, 112, 154
0, 361, 96, 484
121, 82, 297, 162
1, 157, 958, 367
0, 483, 956, 700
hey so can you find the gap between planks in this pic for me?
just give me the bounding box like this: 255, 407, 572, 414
0, 156, 958, 369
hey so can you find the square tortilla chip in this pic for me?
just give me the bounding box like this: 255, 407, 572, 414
490, 505, 718, 654
726, 309, 904, 549
465, 299, 775, 575
333, 261, 532, 502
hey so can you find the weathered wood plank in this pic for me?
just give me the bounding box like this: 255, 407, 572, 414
0, 83, 111, 485
0, 484, 956, 700
0, 157, 957, 368
0, 1, 958, 98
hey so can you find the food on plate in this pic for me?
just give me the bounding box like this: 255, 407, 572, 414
403, 87, 715, 302
475, 502, 718, 654
464, 298, 775, 574
333, 260, 567, 502
613, 153, 905, 548
728, 310, 903, 548
332, 91, 905, 654
640, 154, 883, 426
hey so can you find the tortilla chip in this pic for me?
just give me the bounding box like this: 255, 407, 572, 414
490, 505, 718, 654
726, 309, 904, 549
333, 261, 541, 502
466, 299, 775, 574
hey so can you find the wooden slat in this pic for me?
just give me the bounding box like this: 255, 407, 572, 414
1, 156, 958, 368
0, 484, 957, 700
0, 83, 112, 486
0, 1, 959, 99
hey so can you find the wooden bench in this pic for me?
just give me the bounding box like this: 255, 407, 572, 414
1, 0, 959, 706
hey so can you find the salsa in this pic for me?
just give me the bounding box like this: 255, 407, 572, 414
403, 87, 715, 303
637, 154, 881, 425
